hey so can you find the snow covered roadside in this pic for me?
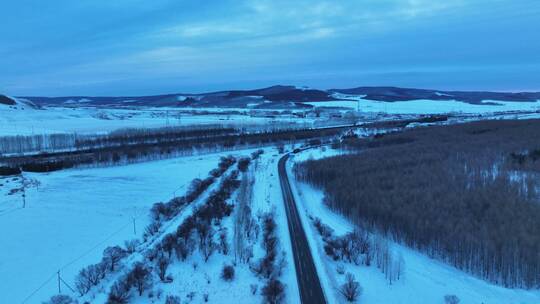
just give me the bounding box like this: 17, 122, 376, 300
286, 149, 346, 304
288, 147, 540, 304
251, 149, 301, 304
0, 150, 253, 303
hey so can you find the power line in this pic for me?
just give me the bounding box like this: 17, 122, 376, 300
60, 220, 133, 272
20, 272, 56, 304
18, 180, 192, 303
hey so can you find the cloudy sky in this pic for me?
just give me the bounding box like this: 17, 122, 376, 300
1, 0, 539, 96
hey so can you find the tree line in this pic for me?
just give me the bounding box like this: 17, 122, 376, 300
0, 125, 345, 175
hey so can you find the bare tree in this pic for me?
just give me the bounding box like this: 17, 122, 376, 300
103, 246, 127, 272
128, 262, 152, 296
156, 255, 171, 281
339, 273, 361, 302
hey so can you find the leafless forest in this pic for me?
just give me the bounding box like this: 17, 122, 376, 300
0, 125, 344, 175
296, 119, 540, 288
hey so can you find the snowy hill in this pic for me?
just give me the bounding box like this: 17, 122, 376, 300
19, 85, 338, 109
0, 94, 38, 110
329, 86, 540, 104
17, 86, 540, 110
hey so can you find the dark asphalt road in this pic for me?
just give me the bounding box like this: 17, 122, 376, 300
278, 154, 326, 304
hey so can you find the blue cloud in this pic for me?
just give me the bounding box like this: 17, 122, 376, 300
1, 0, 539, 95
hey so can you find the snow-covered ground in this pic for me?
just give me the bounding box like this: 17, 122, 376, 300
0, 151, 250, 303
87, 148, 300, 304
306, 97, 540, 115
3, 97, 540, 137
0, 106, 313, 136
289, 147, 540, 304
251, 149, 301, 304
82, 159, 262, 304
0, 146, 305, 304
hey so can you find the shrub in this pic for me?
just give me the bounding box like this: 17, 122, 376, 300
124, 239, 140, 254
237, 157, 251, 172
164, 295, 181, 304
43, 295, 78, 304
262, 278, 285, 304
251, 149, 264, 160
221, 264, 235, 281
444, 295, 460, 304
107, 277, 131, 304
144, 221, 161, 239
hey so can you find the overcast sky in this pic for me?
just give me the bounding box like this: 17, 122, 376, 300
1, 0, 539, 96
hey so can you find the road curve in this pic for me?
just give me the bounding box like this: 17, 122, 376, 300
278, 154, 326, 304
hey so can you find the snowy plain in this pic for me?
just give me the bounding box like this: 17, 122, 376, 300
88, 148, 301, 304
306, 97, 540, 115
0, 106, 312, 136
0, 151, 244, 303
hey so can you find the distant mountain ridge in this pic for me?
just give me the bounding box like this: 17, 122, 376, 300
13, 85, 540, 109
330, 86, 540, 104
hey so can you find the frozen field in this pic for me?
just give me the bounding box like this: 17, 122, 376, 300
85, 148, 301, 304
307, 98, 540, 115
0, 151, 248, 303
0, 106, 311, 136
289, 147, 540, 304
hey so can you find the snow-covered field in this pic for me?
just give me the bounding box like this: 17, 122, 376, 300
306, 98, 540, 115
81, 155, 262, 304
0, 151, 246, 303
289, 147, 540, 304
0, 106, 312, 136
86, 148, 300, 304
2, 97, 540, 138
0, 146, 306, 304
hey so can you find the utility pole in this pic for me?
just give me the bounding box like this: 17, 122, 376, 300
132, 207, 137, 235
20, 167, 26, 208
57, 271, 61, 294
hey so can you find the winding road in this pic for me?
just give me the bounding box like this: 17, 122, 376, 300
278, 154, 326, 304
